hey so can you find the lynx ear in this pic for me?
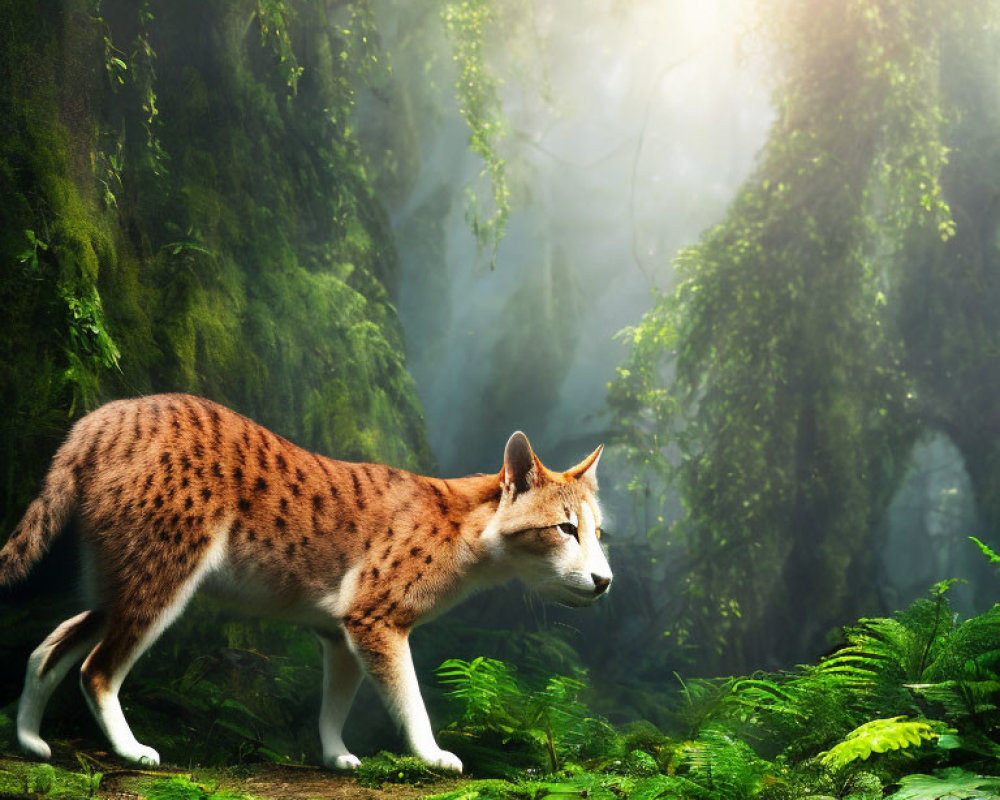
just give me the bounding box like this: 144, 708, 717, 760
503, 431, 539, 494
566, 444, 603, 490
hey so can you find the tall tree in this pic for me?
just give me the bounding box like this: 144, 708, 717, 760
611, 0, 956, 672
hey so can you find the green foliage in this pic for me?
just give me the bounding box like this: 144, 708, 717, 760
887, 768, 1000, 800
441, 0, 509, 268
436, 657, 620, 774
609, 0, 960, 672
970, 537, 1000, 566
426, 587, 1000, 799
0, 758, 102, 799
0, 0, 431, 527
355, 751, 447, 787
819, 717, 942, 769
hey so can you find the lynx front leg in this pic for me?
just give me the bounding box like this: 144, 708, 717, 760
348, 625, 462, 773
315, 631, 364, 771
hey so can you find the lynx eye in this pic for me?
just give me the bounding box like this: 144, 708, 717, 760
557, 522, 578, 541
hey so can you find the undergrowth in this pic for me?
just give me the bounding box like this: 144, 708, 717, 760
2, 581, 999, 800
424, 581, 1000, 800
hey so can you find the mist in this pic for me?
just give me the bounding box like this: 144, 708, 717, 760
381, 0, 771, 477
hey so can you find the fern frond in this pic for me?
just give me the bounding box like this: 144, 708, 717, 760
682, 727, 773, 800
818, 717, 942, 770
969, 536, 1000, 566
887, 767, 1000, 800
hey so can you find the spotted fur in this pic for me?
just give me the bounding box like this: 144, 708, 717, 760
1, 393, 611, 772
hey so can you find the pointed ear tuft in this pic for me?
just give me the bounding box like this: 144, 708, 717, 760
503, 431, 538, 494
566, 444, 603, 490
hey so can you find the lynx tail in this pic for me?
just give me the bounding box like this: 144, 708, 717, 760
0, 464, 75, 587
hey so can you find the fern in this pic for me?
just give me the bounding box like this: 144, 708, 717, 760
887, 768, 1000, 800
682, 727, 773, 800
969, 536, 1000, 566
436, 657, 521, 727
819, 717, 942, 769
436, 657, 620, 773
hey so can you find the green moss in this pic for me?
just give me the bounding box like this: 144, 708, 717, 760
0, 758, 102, 799
355, 751, 449, 787
0, 0, 431, 536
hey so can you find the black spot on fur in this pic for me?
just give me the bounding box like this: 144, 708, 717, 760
233, 466, 244, 482
276, 453, 288, 472
212, 462, 223, 478
312, 494, 324, 511
184, 497, 194, 510
201, 488, 212, 501
285, 543, 296, 556
153, 494, 164, 509
410, 546, 422, 556
296, 468, 306, 483
351, 473, 364, 509
425, 554, 433, 564
238, 498, 251, 512
275, 516, 286, 529
254, 477, 268, 492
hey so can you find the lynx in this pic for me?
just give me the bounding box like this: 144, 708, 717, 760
0, 394, 611, 773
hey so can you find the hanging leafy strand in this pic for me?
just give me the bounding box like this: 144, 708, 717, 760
441, 0, 510, 269
609, 0, 958, 672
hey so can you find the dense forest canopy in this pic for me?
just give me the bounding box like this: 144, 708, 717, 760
3, 0, 1000, 796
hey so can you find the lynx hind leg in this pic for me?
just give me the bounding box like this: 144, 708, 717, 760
316, 631, 364, 771
18, 610, 106, 760
80, 535, 227, 766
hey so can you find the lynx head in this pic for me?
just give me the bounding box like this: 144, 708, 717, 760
486, 431, 612, 607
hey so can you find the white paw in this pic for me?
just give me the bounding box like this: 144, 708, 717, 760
421, 749, 463, 773
18, 731, 51, 761
118, 743, 160, 766
325, 753, 361, 772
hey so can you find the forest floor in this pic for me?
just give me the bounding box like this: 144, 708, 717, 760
0, 746, 468, 800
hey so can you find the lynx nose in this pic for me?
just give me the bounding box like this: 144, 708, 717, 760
592, 574, 612, 595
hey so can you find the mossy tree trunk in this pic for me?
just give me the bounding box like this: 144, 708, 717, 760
1, 0, 430, 533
